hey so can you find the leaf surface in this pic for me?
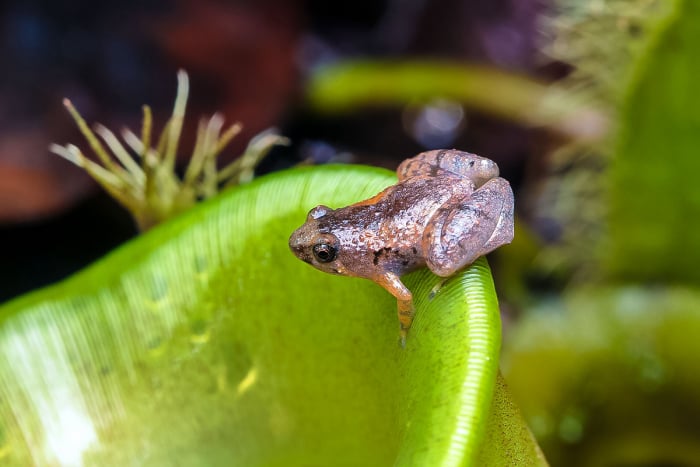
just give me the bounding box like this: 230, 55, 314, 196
0, 165, 540, 466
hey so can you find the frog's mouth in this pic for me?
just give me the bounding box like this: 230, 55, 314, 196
297, 254, 314, 265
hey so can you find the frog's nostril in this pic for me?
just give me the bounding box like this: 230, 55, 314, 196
289, 232, 309, 255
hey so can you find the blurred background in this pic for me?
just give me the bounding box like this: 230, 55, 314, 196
0, 0, 558, 300
2, 0, 700, 465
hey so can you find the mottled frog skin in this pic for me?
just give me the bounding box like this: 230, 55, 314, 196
289, 149, 514, 343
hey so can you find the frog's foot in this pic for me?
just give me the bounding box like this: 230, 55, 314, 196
428, 277, 449, 300
398, 329, 408, 348
397, 298, 415, 347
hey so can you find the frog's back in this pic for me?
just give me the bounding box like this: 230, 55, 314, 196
378, 175, 471, 226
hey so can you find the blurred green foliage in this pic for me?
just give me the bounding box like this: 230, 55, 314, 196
504, 286, 700, 466
308, 60, 607, 142
502, 0, 700, 464
545, 0, 669, 107
608, 0, 700, 283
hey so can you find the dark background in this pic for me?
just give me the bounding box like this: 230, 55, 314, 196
0, 0, 548, 301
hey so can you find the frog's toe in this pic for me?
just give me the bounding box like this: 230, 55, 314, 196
398, 331, 407, 348
428, 277, 448, 299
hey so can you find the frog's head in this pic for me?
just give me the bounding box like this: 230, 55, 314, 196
289, 205, 346, 276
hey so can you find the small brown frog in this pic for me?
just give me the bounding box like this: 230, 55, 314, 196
289, 149, 514, 344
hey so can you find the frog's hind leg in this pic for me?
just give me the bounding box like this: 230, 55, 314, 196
423, 177, 514, 277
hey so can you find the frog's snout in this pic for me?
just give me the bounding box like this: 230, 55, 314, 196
289, 226, 314, 264
289, 231, 304, 257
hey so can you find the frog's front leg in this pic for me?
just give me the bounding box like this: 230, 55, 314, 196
375, 272, 414, 346
423, 177, 514, 277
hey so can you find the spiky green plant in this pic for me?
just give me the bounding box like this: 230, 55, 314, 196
50, 71, 287, 231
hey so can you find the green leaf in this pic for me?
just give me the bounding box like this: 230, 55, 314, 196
476, 374, 548, 466
0, 165, 540, 465
608, 0, 700, 283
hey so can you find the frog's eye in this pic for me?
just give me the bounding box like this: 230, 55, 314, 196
312, 243, 337, 263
